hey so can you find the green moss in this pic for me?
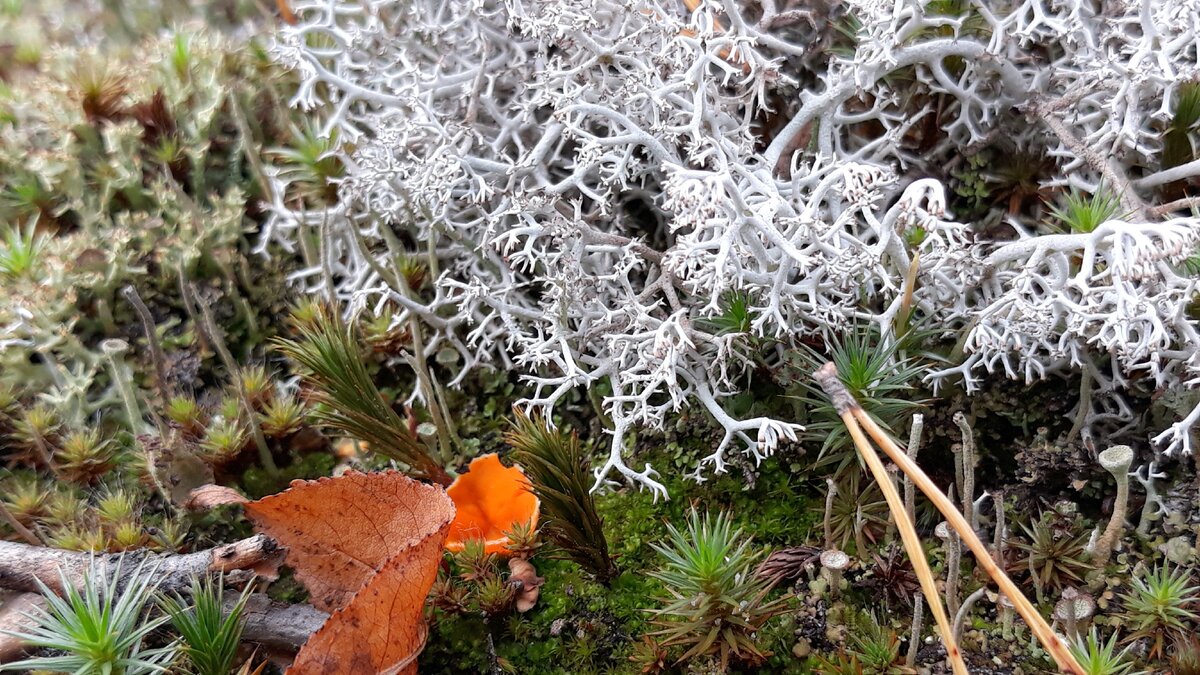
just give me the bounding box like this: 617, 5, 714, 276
421, 441, 820, 674
239, 450, 336, 499
424, 557, 658, 674
265, 567, 311, 606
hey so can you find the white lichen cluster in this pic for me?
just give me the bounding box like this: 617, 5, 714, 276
260, 0, 1200, 498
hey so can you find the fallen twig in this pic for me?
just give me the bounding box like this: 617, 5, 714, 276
854, 408, 1082, 673
811, 362, 1084, 674
238, 592, 328, 653
813, 362, 1085, 674
0, 537, 329, 662
813, 363, 968, 675
1029, 98, 1146, 219
0, 590, 326, 663
0, 535, 283, 597
0, 592, 46, 661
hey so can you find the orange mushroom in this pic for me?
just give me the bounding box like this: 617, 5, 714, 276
444, 453, 539, 554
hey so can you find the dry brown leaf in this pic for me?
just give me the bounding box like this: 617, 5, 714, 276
288, 530, 445, 674
245, 470, 454, 612
239, 470, 454, 674
185, 484, 249, 511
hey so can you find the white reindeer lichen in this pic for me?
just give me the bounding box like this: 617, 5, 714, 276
260, 0, 1200, 498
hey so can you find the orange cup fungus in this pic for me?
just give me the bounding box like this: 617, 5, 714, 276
444, 453, 539, 554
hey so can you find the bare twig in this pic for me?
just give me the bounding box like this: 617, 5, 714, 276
0, 589, 324, 662
1149, 195, 1200, 218
238, 592, 328, 653
813, 361, 1084, 674
812, 363, 968, 675
1030, 99, 1146, 218
0, 535, 283, 597
852, 405, 1083, 674
0, 592, 46, 661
